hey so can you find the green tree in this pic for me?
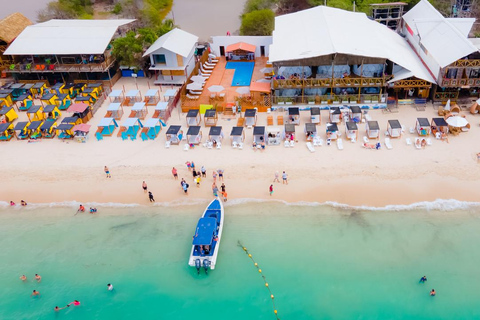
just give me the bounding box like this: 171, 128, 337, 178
112, 31, 143, 67
240, 9, 275, 36
244, 0, 276, 14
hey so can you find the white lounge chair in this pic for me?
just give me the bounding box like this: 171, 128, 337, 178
337, 138, 344, 150
384, 138, 393, 150
165, 141, 171, 148
200, 67, 212, 74
232, 141, 238, 148
207, 141, 213, 149
205, 62, 216, 67
203, 64, 214, 70
409, 127, 415, 134
186, 94, 200, 100
313, 137, 323, 146
238, 142, 243, 149
306, 142, 315, 153
199, 72, 210, 78
216, 142, 222, 149
189, 90, 202, 95
289, 140, 295, 147
406, 138, 412, 145
284, 140, 290, 148
363, 136, 369, 144
426, 138, 432, 146
184, 144, 189, 151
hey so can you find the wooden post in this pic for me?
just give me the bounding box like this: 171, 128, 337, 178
358, 59, 364, 102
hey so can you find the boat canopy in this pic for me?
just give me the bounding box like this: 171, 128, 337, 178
192, 217, 216, 245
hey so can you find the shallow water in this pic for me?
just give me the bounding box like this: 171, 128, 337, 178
1, 201, 480, 319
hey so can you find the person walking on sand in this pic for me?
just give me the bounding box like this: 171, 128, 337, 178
35, 274, 42, 282
104, 166, 111, 178
142, 181, 148, 193
201, 166, 206, 178
148, 191, 155, 202
213, 184, 219, 197
172, 167, 178, 180
191, 161, 196, 171
212, 170, 217, 183
221, 191, 228, 202
282, 171, 288, 185
196, 175, 201, 187
221, 183, 226, 193
217, 169, 224, 181
185, 161, 191, 171
273, 171, 280, 183
182, 182, 189, 195
21, 200, 27, 206
269, 184, 274, 196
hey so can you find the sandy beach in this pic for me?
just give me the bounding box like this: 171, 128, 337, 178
2, 77, 480, 208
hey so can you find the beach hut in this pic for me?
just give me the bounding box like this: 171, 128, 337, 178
153, 101, 168, 119
329, 107, 342, 123
118, 118, 143, 140
186, 126, 202, 145
204, 109, 218, 127
14, 121, 30, 140
253, 126, 266, 145
349, 106, 362, 123
124, 90, 142, 106
326, 122, 339, 140
130, 102, 148, 119
27, 105, 45, 122
245, 109, 257, 127
82, 87, 99, 100
73, 123, 91, 143
86, 82, 103, 96
40, 92, 57, 107
141, 118, 162, 141
345, 121, 358, 141
67, 103, 92, 123
366, 121, 380, 139
166, 125, 183, 145
431, 118, 449, 136
16, 94, 33, 111
50, 83, 64, 95
416, 118, 431, 136
56, 123, 74, 139
31, 82, 47, 98
29, 120, 44, 139
106, 103, 124, 120
387, 120, 402, 138
208, 126, 223, 143
163, 89, 178, 102
10, 83, 25, 99
42, 105, 61, 120
266, 126, 282, 145
61, 116, 81, 126
287, 107, 300, 125
40, 120, 57, 138
186, 109, 201, 126
0, 122, 14, 141
60, 83, 75, 98
109, 90, 125, 104
305, 123, 317, 141
284, 124, 296, 141
75, 94, 94, 106
0, 106, 18, 122
230, 126, 245, 146
144, 89, 160, 106
20, 83, 35, 96
96, 118, 118, 140
0, 90, 13, 107
73, 83, 87, 98
56, 93, 72, 111
310, 107, 320, 124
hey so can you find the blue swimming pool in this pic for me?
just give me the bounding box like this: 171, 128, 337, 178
226, 62, 255, 86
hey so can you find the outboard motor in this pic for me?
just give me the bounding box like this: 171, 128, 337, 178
195, 259, 201, 275
203, 259, 211, 275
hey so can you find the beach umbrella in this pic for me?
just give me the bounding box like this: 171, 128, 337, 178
446, 116, 468, 127
208, 85, 225, 93
260, 67, 273, 73
186, 82, 203, 91
190, 75, 207, 83
236, 87, 250, 95
444, 99, 451, 111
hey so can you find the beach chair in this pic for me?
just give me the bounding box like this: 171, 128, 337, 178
277, 115, 284, 125
203, 63, 214, 70
363, 136, 369, 143
238, 142, 243, 149
207, 141, 213, 149
409, 127, 415, 134
426, 138, 432, 146
384, 138, 393, 150
406, 138, 412, 145
290, 140, 295, 147
121, 132, 128, 141
306, 142, 315, 153
313, 137, 323, 147
232, 141, 238, 148
141, 132, 148, 141
284, 140, 290, 148
165, 141, 171, 148
205, 62, 216, 67
96, 132, 103, 141
184, 144, 189, 151
186, 94, 200, 100
337, 138, 344, 150
267, 115, 273, 126
200, 66, 213, 74
237, 117, 245, 127
216, 142, 222, 149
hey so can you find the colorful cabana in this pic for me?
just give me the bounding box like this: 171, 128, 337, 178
166, 125, 183, 145
163, 89, 177, 102
50, 83, 64, 95
124, 90, 142, 106
0, 106, 18, 122
345, 121, 358, 141
61, 116, 81, 125
416, 118, 431, 136
106, 103, 124, 120
21, 83, 35, 96
119, 118, 143, 140
0, 90, 13, 107
0, 122, 14, 141
82, 87, 99, 100
329, 107, 342, 123
366, 120, 380, 139
73, 83, 87, 97
57, 123, 75, 139
60, 83, 75, 98
10, 83, 25, 99
204, 109, 218, 127
75, 94, 94, 107
73, 123, 91, 142
32, 82, 47, 98
431, 118, 449, 136
41, 120, 57, 138
14, 121, 30, 140
310, 107, 321, 124
56, 93, 72, 111
245, 109, 257, 127
253, 126, 266, 145
130, 102, 148, 119
287, 107, 300, 125
284, 124, 296, 141
326, 123, 339, 141
141, 118, 161, 141
349, 106, 362, 122
230, 126, 245, 145
305, 123, 317, 141
108, 90, 125, 104
16, 94, 33, 111
266, 126, 281, 145
67, 103, 92, 123
208, 126, 223, 142
387, 119, 402, 138
186, 109, 201, 126
86, 82, 103, 96
153, 101, 168, 119
187, 126, 202, 145
29, 120, 44, 139
96, 117, 118, 140
40, 92, 57, 106
43, 105, 61, 120
27, 105, 45, 121
144, 89, 160, 106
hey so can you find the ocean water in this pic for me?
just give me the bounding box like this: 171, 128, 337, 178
1, 200, 480, 319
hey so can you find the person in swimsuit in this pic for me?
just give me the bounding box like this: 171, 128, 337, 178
148, 192, 155, 202
212, 171, 217, 183
35, 274, 42, 282
107, 283, 114, 291
172, 167, 178, 180
221, 183, 226, 193
54, 306, 66, 312
78, 205, 85, 213
273, 171, 280, 183
430, 289, 436, 296
269, 184, 274, 196
201, 166, 206, 178
104, 166, 111, 178
67, 300, 81, 306
142, 181, 148, 193
217, 169, 224, 181
31, 290, 40, 297
10, 201, 15, 206
222, 191, 228, 202
21, 200, 27, 206
282, 171, 288, 185
419, 276, 427, 283
20, 275, 27, 281
89, 207, 97, 214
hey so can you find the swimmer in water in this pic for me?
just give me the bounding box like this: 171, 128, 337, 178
31, 290, 40, 297
107, 283, 114, 291
54, 306, 66, 312
419, 275, 427, 283
35, 274, 41, 282
20, 275, 27, 281
430, 289, 436, 296
67, 300, 81, 307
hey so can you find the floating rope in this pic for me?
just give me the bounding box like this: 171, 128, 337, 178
238, 241, 280, 320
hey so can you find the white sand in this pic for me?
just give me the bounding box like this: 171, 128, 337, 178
2, 77, 480, 207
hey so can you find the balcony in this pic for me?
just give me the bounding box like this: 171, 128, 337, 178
273, 76, 386, 89
440, 77, 480, 88
6, 55, 116, 74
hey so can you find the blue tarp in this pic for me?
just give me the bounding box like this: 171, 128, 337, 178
192, 217, 216, 245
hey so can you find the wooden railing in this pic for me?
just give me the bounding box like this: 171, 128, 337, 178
272, 94, 387, 105
451, 59, 480, 67
392, 79, 431, 88
440, 77, 480, 87
273, 76, 386, 89
6, 55, 116, 73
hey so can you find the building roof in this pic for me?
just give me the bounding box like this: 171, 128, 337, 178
143, 28, 198, 58
0, 12, 32, 45
269, 5, 435, 83
226, 42, 256, 53
4, 19, 134, 55
403, 0, 477, 68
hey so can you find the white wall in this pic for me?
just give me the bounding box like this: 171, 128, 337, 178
210, 36, 273, 58
149, 48, 178, 68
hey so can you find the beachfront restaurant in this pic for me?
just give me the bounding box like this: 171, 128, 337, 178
186, 109, 201, 126
326, 123, 339, 140
105, 103, 123, 120
310, 107, 320, 124
144, 89, 160, 106
416, 118, 431, 136
96, 117, 118, 140
253, 126, 266, 145
366, 120, 380, 139
266, 126, 281, 145
0, 122, 14, 141
305, 123, 317, 141
431, 118, 449, 136
287, 107, 300, 125
130, 102, 148, 120
208, 126, 223, 143
329, 107, 342, 123
57, 123, 74, 139
119, 118, 143, 140
14, 121, 30, 140
187, 126, 202, 145
204, 109, 218, 127
0, 106, 18, 123
245, 109, 257, 127
141, 118, 161, 141
230, 126, 245, 146
387, 119, 402, 138
345, 121, 358, 141
166, 125, 183, 145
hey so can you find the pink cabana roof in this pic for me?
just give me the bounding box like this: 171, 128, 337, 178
72, 123, 91, 132
67, 103, 89, 113
226, 42, 256, 53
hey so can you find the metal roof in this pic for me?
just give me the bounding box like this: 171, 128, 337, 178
209, 126, 222, 136
388, 119, 401, 129
230, 126, 244, 136
166, 125, 181, 134
143, 28, 198, 58
253, 126, 265, 135
346, 121, 358, 130
187, 126, 201, 135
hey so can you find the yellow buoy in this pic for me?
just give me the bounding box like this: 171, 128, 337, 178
271, 294, 274, 299
248, 254, 252, 257
265, 283, 269, 287
254, 263, 258, 266
259, 269, 262, 273
274, 310, 278, 314
243, 247, 247, 251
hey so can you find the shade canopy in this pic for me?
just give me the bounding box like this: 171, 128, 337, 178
417, 118, 430, 127
236, 87, 250, 95
0, 106, 13, 115
305, 123, 316, 132
43, 105, 57, 113
226, 42, 256, 53
68, 103, 89, 113
367, 121, 379, 130
250, 82, 271, 93
192, 217, 216, 246
62, 116, 78, 123
166, 125, 181, 135
209, 126, 222, 136
98, 117, 116, 127
310, 107, 320, 115
0, 122, 12, 132
57, 123, 74, 131
72, 123, 91, 132
143, 118, 160, 128
446, 116, 468, 127
29, 121, 43, 130
187, 109, 199, 117
231, 126, 244, 136
14, 121, 29, 130
253, 126, 265, 135
245, 109, 256, 117
145, 89, 158, 97
346, 121, 358, 131
109, 90, 123, 98
132, 102, 146, 111
155, 101, 168, 110
41, 121, 56, 130
285, 124, 295, 133
107, 103, 121, 111
208, 85, 225, 93
191, 75, 208, 83
432, 117, 448, 127
205, 109, 216, 118
330, 107, 341, 115
27, 105, 42, 113
326, 122, 338, 131
126, 90, 139, 97
187, 126, 201, 135
388, 119, 401, 129
122, 117, 142, 127
350, 106, 361, 114
187, 82, 203, 91
288, 107, 300, 115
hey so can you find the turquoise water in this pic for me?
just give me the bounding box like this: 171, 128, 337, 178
226, 62, 255, 86
1, 201, 480, 319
